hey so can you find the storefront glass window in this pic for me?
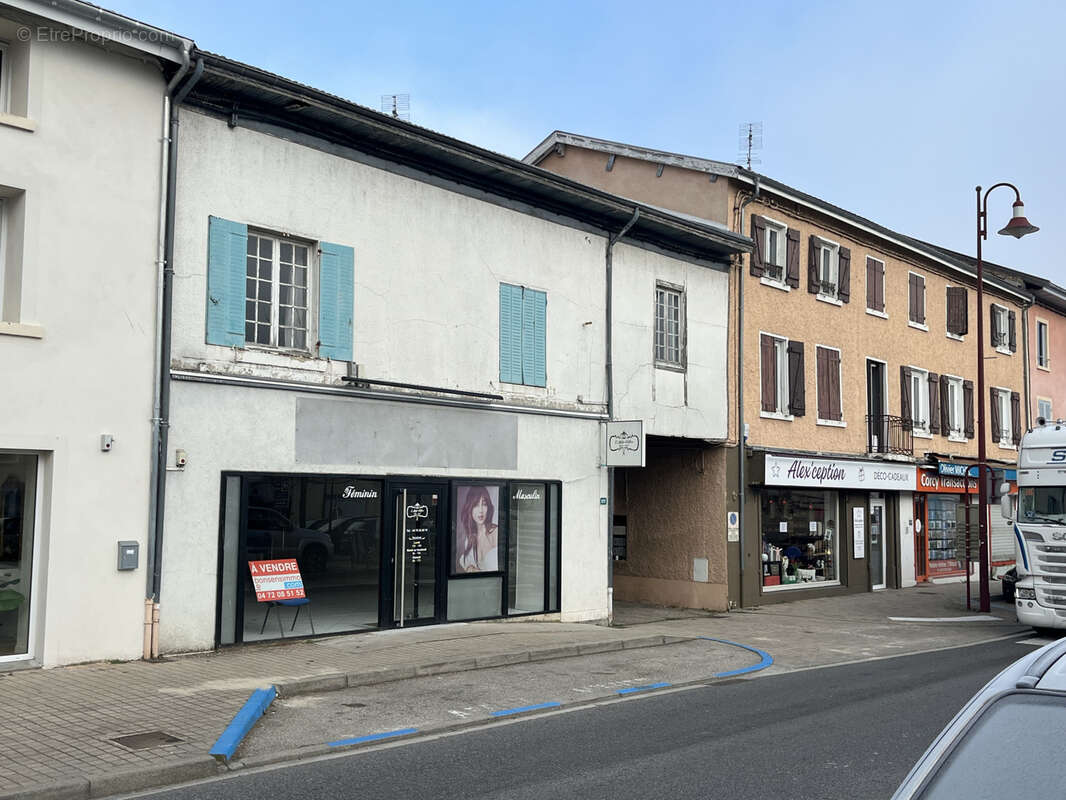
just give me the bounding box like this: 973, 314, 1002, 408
0, 453, 36, 657
508, 482, 546, 614
761, 489, 838, 588
927, 495, 963, 576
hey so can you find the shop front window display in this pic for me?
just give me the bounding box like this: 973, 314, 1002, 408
761, 489, 838, 587
926, 495, 964, 576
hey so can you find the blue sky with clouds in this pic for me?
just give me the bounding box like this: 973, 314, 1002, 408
127, 0, 1064, 283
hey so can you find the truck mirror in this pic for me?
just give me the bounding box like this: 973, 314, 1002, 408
999, 482, 1011, 496
1000, 493, 1013, 521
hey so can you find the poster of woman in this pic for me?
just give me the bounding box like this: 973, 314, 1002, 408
454, 485, 501, 573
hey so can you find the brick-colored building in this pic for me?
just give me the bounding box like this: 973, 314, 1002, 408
527, 131, 1030, 608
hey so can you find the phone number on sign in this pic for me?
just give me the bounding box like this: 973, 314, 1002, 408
257, 589, 304, 601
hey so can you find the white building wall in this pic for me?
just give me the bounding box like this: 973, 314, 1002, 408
610, 242, 730, 440
0, 28, 165, 665
899, 492, 916, 587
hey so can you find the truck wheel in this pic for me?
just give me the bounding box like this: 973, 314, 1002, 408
1034, 627, 1063, 639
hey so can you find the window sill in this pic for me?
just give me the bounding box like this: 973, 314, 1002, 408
654, 361, 687, 374
998, 442, 1018, 451
945, 332, 965, 342
0, 321, 44, 339
865, 308, 888, 319
0, 113, 36, 133
1037, 363, 1051, 372
947, 434, 968, 443
760, 411, 795, 422
816, 294, 843, 307
816, 419, 846, 428
908, 321, 929, 332
759, 276, 790, 292
912, 430, 933, 439
994, 346, 1012, 356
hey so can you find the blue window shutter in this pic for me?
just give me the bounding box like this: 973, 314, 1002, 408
318, 241, 354, 362
531, 289, 546, 387
521, 287, 536, 385
206, 216, 248, 346
499, 283, 523, 384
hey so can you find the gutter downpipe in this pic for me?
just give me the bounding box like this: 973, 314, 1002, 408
735, 177, 760, 609
145, 55, 203, 660
1022, 302, 1032, 429
605, 208, 640, 624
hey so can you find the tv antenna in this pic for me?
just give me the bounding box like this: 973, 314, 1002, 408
738, 122, 763, 169
381, 93, 410, 121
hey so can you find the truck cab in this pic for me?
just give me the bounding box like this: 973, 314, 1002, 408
1005, 418, 1066, 633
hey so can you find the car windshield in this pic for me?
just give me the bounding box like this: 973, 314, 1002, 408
917, 693, 1066, 799
1020, 486, 1066, 524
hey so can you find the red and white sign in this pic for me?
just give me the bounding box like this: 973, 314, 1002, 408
248, 559, 305, 602
916, 468, 978, 494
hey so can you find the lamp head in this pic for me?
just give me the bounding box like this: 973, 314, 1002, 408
998, 200, 1039, 238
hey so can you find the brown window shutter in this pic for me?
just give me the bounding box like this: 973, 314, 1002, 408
761, 334, 776, 412
900, 366, 912, 428
816, 347, 827, 418
876, 260, 885, 311
908, 275, 917, 322
829, 349, 842, 420
787, 340, 805, 416
866, 258, 875, 309
940, 374, 951, 434
946, 287, 962, 335
837, 247, 851, 303
990, 306, 1000, 346
785, 228, 800, 288
1012, 391, 1021, 444
928, 372, 940, 434
990, 387, 1001, 442
917, 277, 926, 324
808, 236, 819, 294
750, 214, 765, 278
1009, 310, 1017, 352
963, 380, 974, 438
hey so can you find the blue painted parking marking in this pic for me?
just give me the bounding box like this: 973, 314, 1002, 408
700, 636, 774, 677
617, 681, 671, 695
328, 728, 419, 747
209, 686, 277, 762
490, 701, 562, 717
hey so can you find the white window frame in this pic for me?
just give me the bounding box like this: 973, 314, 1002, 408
994, 387, 1013, 448
908, 365, 930, 437
0, 41, 9, 115
908, 271, 928, 331
991, 303, 1010, 354
760, 330, 792, 420
815, 344, 845, 427
1038, 396, 1053, 422
244, 230, 316, 353
865, 256, 887, 319
814, 236, 841, 304
760, 215, 788, 288
654, 281, 685, 370
1037, 318, 1050, 370
944, 374, 965, 442
0, 196, 6, 316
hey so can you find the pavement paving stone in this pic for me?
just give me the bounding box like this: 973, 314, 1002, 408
0, 581, 1029, 799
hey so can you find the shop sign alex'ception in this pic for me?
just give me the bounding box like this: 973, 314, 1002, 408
765, 454, 915, 491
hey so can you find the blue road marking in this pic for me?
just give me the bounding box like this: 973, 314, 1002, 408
700, 636, 774, 677
490, 701, 562, 716
617, 682, 671, 695
209, 686, 276, 762
328, 728, 419, 747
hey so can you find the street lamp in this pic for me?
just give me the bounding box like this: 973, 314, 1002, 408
975, 183, 1038, 612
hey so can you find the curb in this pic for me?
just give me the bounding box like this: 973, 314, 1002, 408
0, 757, 223, 800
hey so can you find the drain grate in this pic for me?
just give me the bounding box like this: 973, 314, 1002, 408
110, 731, 183, 751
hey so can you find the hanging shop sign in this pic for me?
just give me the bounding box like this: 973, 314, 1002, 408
247, 559, 306, 602
916, 468, 979, 494
764, 454, 915, 491
604, 420, 645, 467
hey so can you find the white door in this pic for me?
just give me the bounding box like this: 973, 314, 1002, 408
870, 497, 887, 590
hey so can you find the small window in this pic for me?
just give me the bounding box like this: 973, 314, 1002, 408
945, 376, 964, 437
654, 283, 684, 368
816, 346, 842, 422
763, 220, 787, 283
1037, 320, 1049, 368
865, 256, 885, 313
761, 333, 798, 417
1038, 397, 1053, 421
993, 387, 1012, 446
499, 283, 547, 387
910, 367, 929, 433
245, 231, 312, 349
991, 305, 1009, 350
908, 272, 927, 326
816, 241, 840, 299
0, 187, 28, 326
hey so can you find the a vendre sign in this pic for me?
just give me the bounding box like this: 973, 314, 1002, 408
248, 558, 306, 602
765, 454, 915, 491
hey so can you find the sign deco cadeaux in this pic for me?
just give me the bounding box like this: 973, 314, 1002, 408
247, 558, 306, 602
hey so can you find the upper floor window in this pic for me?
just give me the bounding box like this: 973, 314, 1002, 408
908, 272, 926, 328
1038, 397, 1053, 422
865, 256, 885, 314
750, 214, 797, 288
761, 333, 804, 418
945, 286, 968, 338
815, 346, 842, 423
654, 282, 684, 368
904, 366, 930, 434
206, 216, 353, 360
763, 220, 787, 283
1037, 319, 1050, 368
245, 232, 310, 349
990, 387, 1019, 447
499, 283, 546, 387
943, 375, 964, 439
990, 304, 1016, 354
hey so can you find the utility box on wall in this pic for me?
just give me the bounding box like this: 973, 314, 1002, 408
117, 541, 139, 571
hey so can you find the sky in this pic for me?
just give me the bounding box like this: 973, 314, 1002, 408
124, 0, 1065, 284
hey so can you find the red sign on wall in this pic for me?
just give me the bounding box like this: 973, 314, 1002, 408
248, 559, 305, 602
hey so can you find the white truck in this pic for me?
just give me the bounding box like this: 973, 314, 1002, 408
1005, 418, 1066, 633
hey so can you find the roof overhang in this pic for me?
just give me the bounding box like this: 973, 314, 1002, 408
183, 54, 750, 263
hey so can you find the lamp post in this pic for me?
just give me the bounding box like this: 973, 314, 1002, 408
975, 183, 1038, 612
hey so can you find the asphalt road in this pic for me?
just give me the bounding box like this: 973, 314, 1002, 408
140, 637, 1029, 800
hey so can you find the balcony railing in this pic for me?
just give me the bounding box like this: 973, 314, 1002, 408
866, 414, 913, 456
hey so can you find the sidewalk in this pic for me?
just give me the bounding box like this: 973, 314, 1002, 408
0, 582, 1027, 799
